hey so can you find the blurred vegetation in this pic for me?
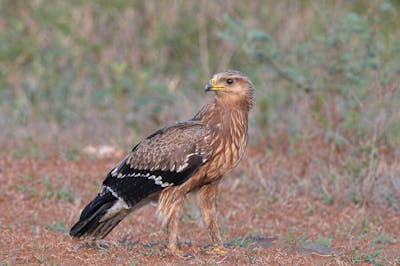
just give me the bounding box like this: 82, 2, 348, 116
0, 0, 399, 208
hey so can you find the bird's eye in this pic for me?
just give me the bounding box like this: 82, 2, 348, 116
226, 78, 234, 85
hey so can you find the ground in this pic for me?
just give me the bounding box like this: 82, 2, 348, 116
0, 142, 399, 266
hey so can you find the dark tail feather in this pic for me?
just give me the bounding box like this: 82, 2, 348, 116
70, 191, 128, 239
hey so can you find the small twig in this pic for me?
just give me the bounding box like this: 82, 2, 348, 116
362, 120, 380, 208
253, 53, 313, 94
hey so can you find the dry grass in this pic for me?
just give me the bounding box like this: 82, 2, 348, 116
0, 141, 399, 265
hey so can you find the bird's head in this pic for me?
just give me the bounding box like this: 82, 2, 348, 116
205, 70, 254, 110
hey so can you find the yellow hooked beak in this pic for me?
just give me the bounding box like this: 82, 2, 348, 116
205, 78, 226, 92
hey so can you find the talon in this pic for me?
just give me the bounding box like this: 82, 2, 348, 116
211, 246, 226, 255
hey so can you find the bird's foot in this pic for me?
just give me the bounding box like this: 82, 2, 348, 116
204, 245, 226, 255
211, 246, 226, 255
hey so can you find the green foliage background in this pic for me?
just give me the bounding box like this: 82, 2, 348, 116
0, 0, 399, 207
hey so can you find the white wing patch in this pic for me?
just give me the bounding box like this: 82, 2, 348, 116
100, 198, 128, 222
175, 153, 198, 173
103, 185, 129, 209
111, 168, 119, 177
148, 175, 173, 188
112, 170, 174, 188
176, 163, 188, 173
110, 156, 130, 177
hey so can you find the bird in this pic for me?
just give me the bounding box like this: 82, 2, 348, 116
69, 70, 254, 252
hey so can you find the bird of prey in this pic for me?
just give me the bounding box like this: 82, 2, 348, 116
70, 70, 254, 252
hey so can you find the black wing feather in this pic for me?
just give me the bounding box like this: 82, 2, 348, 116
103, 154, 203, 206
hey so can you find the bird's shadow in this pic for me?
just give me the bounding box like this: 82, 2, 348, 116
77, 234, 276, 252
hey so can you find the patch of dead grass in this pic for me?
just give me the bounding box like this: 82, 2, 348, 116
0, 142, 398, 265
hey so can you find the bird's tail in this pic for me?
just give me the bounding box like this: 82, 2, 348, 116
69, 190, 128, 239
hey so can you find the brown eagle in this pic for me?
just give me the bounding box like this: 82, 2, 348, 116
70, 70, 254, 252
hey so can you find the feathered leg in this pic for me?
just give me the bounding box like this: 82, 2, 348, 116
157, 187, 185, 252
195, 181, 223, 247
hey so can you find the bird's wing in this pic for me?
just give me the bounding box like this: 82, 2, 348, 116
101, 121, 214, 207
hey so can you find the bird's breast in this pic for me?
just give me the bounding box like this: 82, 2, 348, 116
203, 130, 247, 182
184, 107, 249, 188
